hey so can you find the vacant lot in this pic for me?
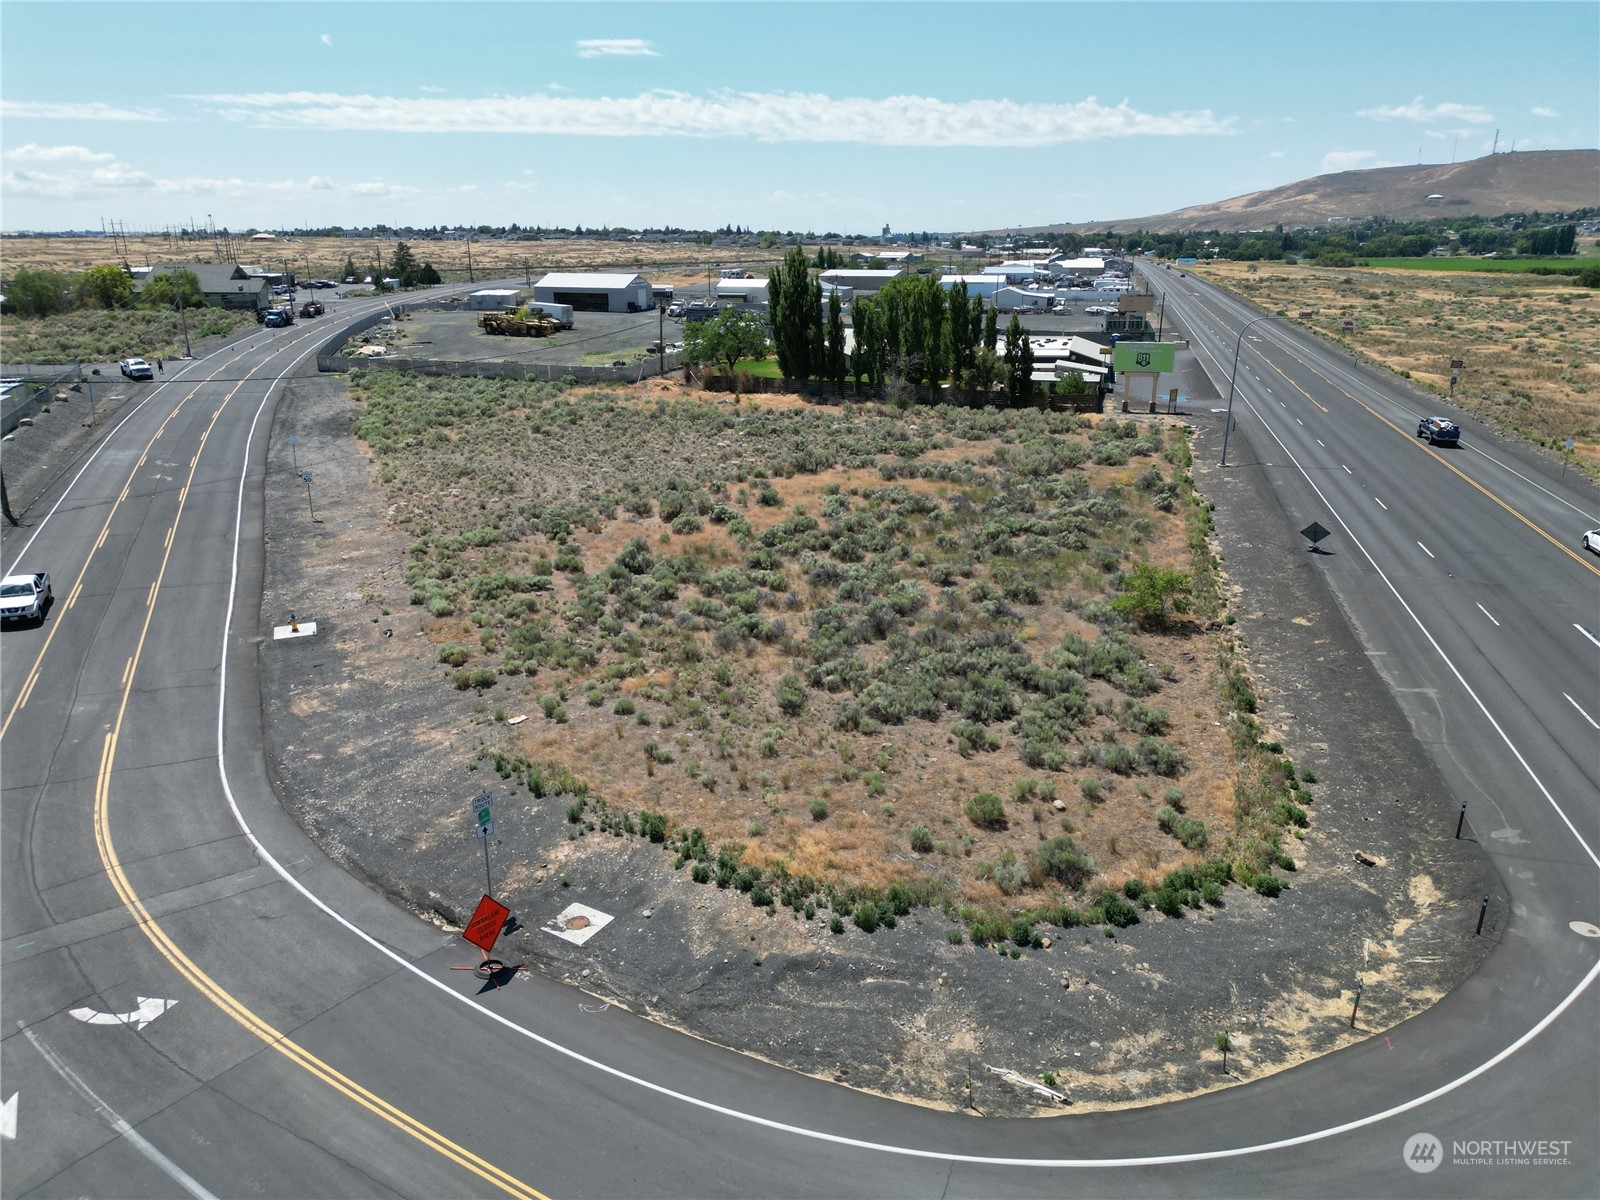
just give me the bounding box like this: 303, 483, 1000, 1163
0, 306, 258, 365
0, 233, 798, 289
1192, 261, 1600, 471
258, 372, 1493, 1111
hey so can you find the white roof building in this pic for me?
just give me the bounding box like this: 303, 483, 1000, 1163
531, 272, 653, 313
819, 268, 906, 294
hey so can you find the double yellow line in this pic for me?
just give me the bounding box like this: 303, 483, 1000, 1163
12, 336, 547, 1198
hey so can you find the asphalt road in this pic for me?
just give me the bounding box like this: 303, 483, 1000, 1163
2, 277, 1597, 1198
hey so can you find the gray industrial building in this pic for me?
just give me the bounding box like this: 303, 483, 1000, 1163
531, 272, 653, 313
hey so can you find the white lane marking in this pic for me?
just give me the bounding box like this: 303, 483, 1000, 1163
1342, 464, 1352, 474
1375, 497, 1388, 511
1316, 439, 1325, 447
198, 298, 1600, 1171
1296, 418, 1304, 426
69, 997, 178, 1031
1418, 542, 1435, 558
1576, 624, 1600, 650
0, 1092, 14, 1140
1564, 694, 1599, 730
1477, 604, 1500, 627
24, 1027, 217, 1199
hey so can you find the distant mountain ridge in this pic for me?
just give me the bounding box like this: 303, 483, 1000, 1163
1009, 150, 1598, 234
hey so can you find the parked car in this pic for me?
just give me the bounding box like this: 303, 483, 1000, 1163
119, 357, 154, 380
0, 571, 52, 623
1583, 529, 1600, 554
1084, 305, 1116, 316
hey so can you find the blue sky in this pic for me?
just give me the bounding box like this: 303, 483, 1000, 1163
2, 1, 1595, 234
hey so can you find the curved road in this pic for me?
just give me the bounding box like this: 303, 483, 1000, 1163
2, 279, 1596, 1198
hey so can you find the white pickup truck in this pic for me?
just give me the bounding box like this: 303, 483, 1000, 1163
0, 571, 52, 622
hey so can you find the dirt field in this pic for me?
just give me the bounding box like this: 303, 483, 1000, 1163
1191, 261, 1600, 472
0, 233, 803, 290
254, 371, 1497, 1114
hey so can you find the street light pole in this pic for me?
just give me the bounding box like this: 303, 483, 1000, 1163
1221, 313, 1298, 467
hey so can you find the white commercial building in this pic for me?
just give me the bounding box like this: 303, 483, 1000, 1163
468, 288, 523, 311
820, 268, 905, 294
937, 274, 1000, 300
531, 271, 654, 313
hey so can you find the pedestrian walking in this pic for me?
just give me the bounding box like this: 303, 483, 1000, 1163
156, 358, 164, 373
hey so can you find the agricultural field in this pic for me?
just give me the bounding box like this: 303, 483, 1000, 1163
1192, 261, 1600, 471
341, 373, 1312, 934
1354, 254, 1598, 272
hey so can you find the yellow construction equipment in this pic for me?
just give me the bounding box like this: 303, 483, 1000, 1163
479, 307, 562, 337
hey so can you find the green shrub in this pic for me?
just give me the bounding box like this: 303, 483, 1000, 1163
853, 901, 882, 932
1254, 874, 1283, 898
965, 792, 1007, 829
1122, 878, 1147, 900
691, 863, 712, 884
946, 928, 964, 945
1098, 892, 1140, 928
1201, 880, 1224, 905
1032, 836, 1094, 887
776, 673, 807, 716
613, 697, 636, 715
829, 915, 845, 934
437, 644, 470, 667
809, 798, 829, 821
909, 824, 934, 853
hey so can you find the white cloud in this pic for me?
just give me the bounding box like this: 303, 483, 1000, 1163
576, 38, 659, 58
420, 85, 447, 94
308, 175, 336, 190
4, 143, 116, 163
188, 88, 1237, 147
1266, 150, 1285, 158
0, 100, 163, 122
1531, 106, 1560, 118
1321, 150, 1378, 173
1356, 96, 1493, 124
320, 33, 333, 46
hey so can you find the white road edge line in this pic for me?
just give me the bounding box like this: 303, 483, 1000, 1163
1564, 694, 1599, 730
24, 1026, 218, 1199
200, 294, 1600, 1172
1576, 624, 1600, 650
1477, 604, 1499, 627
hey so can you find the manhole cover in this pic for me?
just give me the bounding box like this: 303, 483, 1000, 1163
565, 915, 592, 931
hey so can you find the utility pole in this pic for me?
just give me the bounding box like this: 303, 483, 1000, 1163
466, 237, 475, 283
176, 289, 192, 358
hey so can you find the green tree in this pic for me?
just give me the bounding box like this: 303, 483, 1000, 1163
140, 269, 204, 310
75, 264, 133, 309
1057, 370, 1090, 397
826, 289, 847, 384
5, 267, 72, 317
682, 308, 770, 377
417, 261, 443, 286
1002, 314, 1033, 405
1110, 563, 1193, 630
389, 241, 420, 288
983, 298, 998, 350
340, 254, 360, 283
851, 296, 886, 393
768, 246, 821, 379
963, 346, 1000, 396
947, 281, 974, 382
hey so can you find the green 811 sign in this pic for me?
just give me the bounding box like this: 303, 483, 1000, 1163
1112, 342, 1177, 373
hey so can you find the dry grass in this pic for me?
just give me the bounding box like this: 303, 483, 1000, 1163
0, 234, 824, 289
353, 373, 1253, 914
1191, 261, 1600, 471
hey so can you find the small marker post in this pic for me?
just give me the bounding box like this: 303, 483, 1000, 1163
1349, 979, 1363, 1028
1455, 802, 1467, 839
1476, 895, 1489, 936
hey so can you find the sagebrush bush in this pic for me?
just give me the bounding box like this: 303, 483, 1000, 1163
965, 792, 1006, 829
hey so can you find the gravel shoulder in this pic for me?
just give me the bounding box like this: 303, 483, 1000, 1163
256, 373, 1498, 1116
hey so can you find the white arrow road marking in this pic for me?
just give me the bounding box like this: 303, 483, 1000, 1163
69, 997, 177, 1031
1, 1092, 16, 1140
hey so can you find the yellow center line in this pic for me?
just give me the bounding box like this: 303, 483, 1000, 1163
2, 330, 310, 739
76, 331, 551, 1200
1184, 287, 1600, 576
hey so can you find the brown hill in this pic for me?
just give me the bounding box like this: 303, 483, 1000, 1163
1023, 149, 1598, 234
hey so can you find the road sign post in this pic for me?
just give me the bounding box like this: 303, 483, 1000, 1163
472, 791, 494, 896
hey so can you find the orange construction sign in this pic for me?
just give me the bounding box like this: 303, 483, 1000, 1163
462, 894, 511, 953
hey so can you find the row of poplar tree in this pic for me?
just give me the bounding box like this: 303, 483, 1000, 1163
765, 247, 1048, 403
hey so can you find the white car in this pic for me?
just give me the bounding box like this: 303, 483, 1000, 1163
1583, 529, 1600, 555
1084, 305, 1116, 316
0, 572, 52, 622
119, 357, 154, 380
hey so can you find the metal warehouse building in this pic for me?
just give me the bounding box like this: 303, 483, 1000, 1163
531, 272, 653, 313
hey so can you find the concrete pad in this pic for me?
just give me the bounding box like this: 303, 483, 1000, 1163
272, 621, 318, 640
543, 902, 613, 946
